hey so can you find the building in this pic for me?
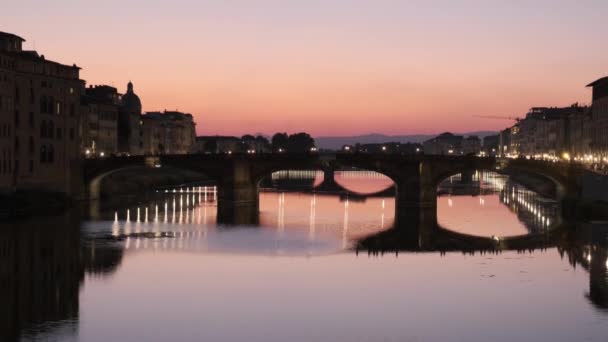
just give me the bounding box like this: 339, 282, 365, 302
118, 81, 142, 155
81, 85, 119, 157
587, 77, 608, 160
423, 132, 464, 155
193, 136, 242, 154
482, 134, 499, 156
462, 136, 481, 155
0, 31, 84, 194
140, 110, 196, 155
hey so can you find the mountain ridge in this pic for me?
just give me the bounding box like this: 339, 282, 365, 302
314, 131, 497, 150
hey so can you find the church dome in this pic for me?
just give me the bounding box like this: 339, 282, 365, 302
120, 81, 142, 114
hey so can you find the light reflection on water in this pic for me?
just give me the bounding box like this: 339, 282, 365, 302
437, 171, 560, 238
2, 172, 608, 342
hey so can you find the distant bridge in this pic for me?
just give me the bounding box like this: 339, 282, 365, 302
82, 153, 586, 224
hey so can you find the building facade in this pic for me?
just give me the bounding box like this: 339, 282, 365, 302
0, 31, 84, 194
141, 111, 196, 155
81, 85, 119, 157
587, 77, 608, 160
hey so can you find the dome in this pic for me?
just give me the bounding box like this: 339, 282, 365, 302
120, 81, 142, 114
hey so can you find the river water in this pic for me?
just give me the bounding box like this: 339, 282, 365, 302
1, 171, 607, 342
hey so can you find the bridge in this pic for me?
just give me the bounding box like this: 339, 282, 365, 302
82, 153, 586, 224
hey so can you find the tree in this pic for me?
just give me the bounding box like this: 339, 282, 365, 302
287, 132, 315, 153
271, 132, 289, 151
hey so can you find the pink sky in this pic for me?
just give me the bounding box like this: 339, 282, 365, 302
3, 0, 607, 136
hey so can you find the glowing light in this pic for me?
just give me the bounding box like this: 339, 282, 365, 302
99, 151, 105, 157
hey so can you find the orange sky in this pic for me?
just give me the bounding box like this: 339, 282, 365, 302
3, 0, 607, 136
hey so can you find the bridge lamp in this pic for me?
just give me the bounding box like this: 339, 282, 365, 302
382, 146, 387, 151
310, 147, 318, 152
99, 151, 105, 157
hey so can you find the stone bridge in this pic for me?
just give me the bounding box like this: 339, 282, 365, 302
82, 153, 586, 224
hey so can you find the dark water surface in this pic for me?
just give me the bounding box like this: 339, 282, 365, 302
1, 171, 607, 342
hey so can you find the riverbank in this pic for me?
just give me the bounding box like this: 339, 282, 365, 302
0, 167, 211, 221
96, 166, 210, 199
0, 191, 71, 220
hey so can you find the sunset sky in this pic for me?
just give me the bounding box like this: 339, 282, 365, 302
3, 0, 607, 136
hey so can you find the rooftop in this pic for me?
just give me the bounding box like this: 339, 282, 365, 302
0, 31, 25, 42
587, 76, 608, 88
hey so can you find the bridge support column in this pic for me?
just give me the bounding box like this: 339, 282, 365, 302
216, 160, 259, 225
460, 170, 474, 184
393, 162, 438, 248
315, 167, 341, 192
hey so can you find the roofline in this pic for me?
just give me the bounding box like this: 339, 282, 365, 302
0, 31, 26, 42
586, 76, 608, 87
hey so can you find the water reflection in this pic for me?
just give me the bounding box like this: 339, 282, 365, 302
438, 171, 560, 238
1, 173, 608, 341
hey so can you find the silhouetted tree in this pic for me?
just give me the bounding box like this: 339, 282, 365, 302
287, 132, 315, 153
271, 133, 289, 151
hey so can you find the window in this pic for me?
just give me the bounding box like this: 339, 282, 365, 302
48, 96, 54, 114
56, 101, 61, 115
29, 88, 34, 104
70, 103, 75, 117
40, 96, 47, 113
69, 128, 74, 141
15, 86, 19, 102
56, 128, 62, 140
48, 121, 54, 139
28, 136, 34, 155
40, 145, 46, 163
48, 145, 54, 163
29, 159, 33, 173
14, 136, 19, 153
14, 110, 19, 127
40, 120, 47, 138
29, 112, 34, 128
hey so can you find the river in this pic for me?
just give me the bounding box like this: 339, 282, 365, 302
1, 171, 607, 341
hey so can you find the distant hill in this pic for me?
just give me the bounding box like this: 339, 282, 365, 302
314, 131, 497, 150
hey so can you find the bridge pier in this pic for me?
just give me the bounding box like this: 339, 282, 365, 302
216, 159, 260, 225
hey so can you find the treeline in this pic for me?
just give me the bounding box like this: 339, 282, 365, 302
198, 132, 316, 154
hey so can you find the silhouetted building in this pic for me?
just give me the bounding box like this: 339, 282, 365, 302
462, 135, 481, 155
193, 136, 241, 154
81, 85, 119, 157
482, 134, 499, 156
587, 77, 608, 159
0, 31, 84, 194
118, 81, 142, 155
423, 132, 464, 155
140, 110, 196, 155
